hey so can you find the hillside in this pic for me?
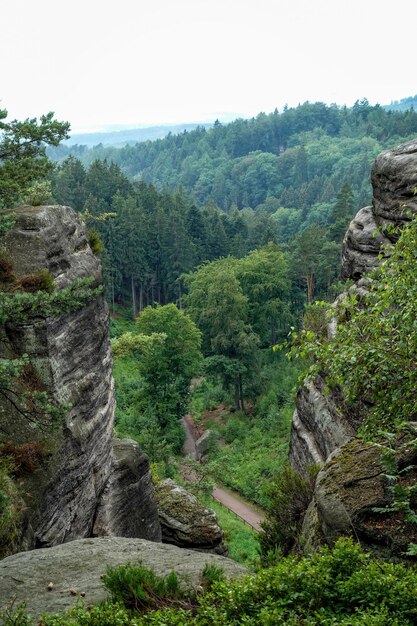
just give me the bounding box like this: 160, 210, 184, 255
49, 100, 417, 224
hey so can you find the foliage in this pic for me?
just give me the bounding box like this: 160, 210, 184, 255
200, 562, 226, 590
87, 228, 105, 255
113, 304, 202, 454
0, 441, 44, 477
51, 162, 282, 313
8, 538, 417, 625
200, 494, 260, 567
0, 456, 24, 558
23, 180, 53, 206
49, 100, 417, 218
288, 217, 417, 438
259, 464, 319, 561
183, 245, 295, 412
196, 350, 301, 507
0, 109, 69, 208
102, 561, 186, 611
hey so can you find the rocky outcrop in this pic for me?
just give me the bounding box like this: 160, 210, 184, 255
92, 439, 161, 541
372, 138, 417, 225
195, 430, 212, 460
290, 139, 417, 473
289, 375, 358, 474
341, 139, 417, 280
0, 205, 160, 552
155, 479, 227, 555
341, 206, 391, 280
301, 438, 417, 560
0, 537, 246, 618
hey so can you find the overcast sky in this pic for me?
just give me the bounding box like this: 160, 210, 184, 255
2, 0, 416, 133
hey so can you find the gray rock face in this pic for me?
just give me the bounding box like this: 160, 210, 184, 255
0, 537, 246, 619
290, 139, 417, 474
289, 376, 358, 475
155, 479, 228, 555
341, 206, 391, 280
93, 439, 162, 541
372, 138, 417, 224
195, 429, 212, 460
0, 205, 160, 552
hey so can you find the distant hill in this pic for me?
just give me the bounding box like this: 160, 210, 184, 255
65, 122, 213, 148
49, 99, 417, 238
384, 95, 417, 112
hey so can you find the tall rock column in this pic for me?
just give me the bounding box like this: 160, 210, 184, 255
0, 205, 160, 552
290, 138, 417, 475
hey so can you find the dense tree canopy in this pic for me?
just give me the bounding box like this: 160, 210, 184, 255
48, 100, 417, 221
112, 304, 202, 452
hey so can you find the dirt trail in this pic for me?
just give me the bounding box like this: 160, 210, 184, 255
181, 417, 264, 532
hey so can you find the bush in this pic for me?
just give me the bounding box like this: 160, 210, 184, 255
0, 457, 24, 558
0, 441, 44, 477
200, 563, 225, 591
6, 539, 417, 624
259, 463, 319, 561
102, 561, 186, 612
87, 229, 104, 256
13, 269, 54, 293
24, 180, 52, 206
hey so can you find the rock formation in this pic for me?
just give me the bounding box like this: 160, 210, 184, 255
290, 138, 417, 558
0, 537, 246, 618
154, 479, 228, 555
0, 205, 161, 552
290, 139, 417, 473
301, 438, 417, 559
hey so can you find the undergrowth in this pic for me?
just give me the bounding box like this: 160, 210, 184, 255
5, 538, 417, 625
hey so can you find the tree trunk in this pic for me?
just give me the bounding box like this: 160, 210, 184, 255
178, 283, 182, 309
111, 276, 115, 314
306, 274, 314, 304
139, 282, 143, 313
234, 382, 241, 411
239, 374, 245, 413
271, 321, 276, 346
131, 275, 137, 317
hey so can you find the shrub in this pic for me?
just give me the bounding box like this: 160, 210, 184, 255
87, 229, 104, 256
0, 441, 44, 477
13, 269, 54, 293
259, 463, 319, 561
0, 457, 24, 558
200, 563, 225, 591
24, 180, 52, 206
6, 539, 417, 624
0, 254, 15, 283
102, 561, 187, 612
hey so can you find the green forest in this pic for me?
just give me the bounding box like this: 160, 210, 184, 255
3, 99, 417, 624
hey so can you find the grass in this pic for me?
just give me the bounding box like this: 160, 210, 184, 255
200, 495, 260, 568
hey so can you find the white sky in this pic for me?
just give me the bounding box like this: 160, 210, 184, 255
1, 0, 416, 133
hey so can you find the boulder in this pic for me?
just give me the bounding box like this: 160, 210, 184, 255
195, 429, 212, 460
92, 439, 161, 541
0, 537, 246, 619
301, 438, 417, 560
155, 479, 228, 555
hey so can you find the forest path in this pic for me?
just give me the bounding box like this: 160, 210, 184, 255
181, 416, 264, 532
